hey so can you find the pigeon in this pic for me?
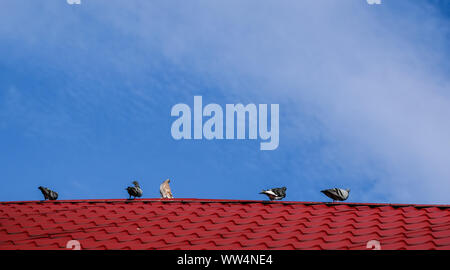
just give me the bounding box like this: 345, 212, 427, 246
160, 179, 174, 199
259, 187, 286, 201
321, 188, 350, 202
126, 181, 143, 200
38, 186, 58, 201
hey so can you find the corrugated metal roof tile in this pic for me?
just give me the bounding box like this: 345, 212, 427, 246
0, 199, 448, 250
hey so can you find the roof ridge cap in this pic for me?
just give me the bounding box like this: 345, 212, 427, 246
1, 198, 449, 208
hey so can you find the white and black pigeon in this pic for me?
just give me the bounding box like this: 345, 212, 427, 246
259, 187, 287, 201
126, 181, 143, 200
321, 188, 350, 202
38, 186, 58, 201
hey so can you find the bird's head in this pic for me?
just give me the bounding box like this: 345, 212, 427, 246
165, 179, 170, 183
132, 181, 139, 187
282, 187, 287, 191
346, 189, 351, 193
38, 186, 44, 191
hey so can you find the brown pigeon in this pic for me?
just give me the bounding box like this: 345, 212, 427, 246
160, 179, 174, 199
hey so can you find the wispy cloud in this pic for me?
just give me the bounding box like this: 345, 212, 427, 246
92, 1, 450, 203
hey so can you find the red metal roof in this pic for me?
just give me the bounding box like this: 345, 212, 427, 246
0, 198, 449, 250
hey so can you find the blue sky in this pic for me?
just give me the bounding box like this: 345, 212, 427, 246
0, 0, 449, 204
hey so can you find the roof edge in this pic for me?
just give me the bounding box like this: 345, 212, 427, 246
1, 198, 449, 208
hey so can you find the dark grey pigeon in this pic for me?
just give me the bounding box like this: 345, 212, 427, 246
259, 187, 287, 201
321, 188, 350, 202
38, 186, 58, 200
126, 181, 143, 200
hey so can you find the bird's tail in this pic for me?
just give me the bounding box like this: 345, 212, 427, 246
259, 190, 266, 194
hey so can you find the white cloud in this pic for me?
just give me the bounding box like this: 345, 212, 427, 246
103, 1, 448, 203
367, 0, 381, 5
67, 0, 81, 5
